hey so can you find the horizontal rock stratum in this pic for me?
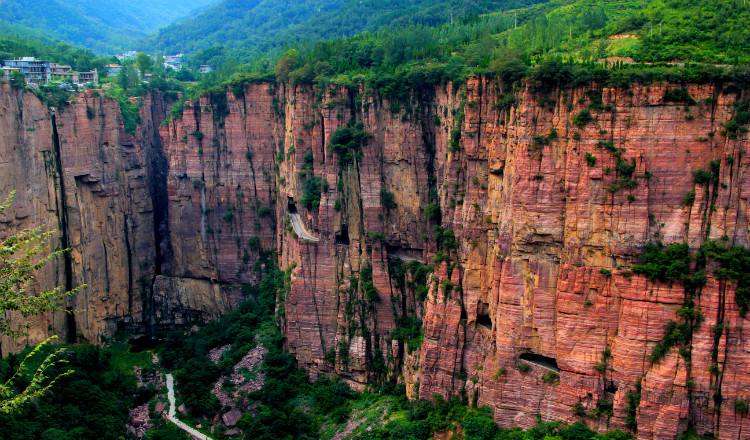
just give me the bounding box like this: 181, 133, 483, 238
0, 77, 748, 439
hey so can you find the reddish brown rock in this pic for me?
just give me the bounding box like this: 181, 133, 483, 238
3, 75, 750, 440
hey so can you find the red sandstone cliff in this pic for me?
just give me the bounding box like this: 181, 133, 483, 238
1, 76, 749, 439
263, 79, 750, 439
0, 86, 157, 351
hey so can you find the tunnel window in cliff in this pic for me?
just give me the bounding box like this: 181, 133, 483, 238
519, 352, 559, 372
476, 302, 492, 329
288, 197, 298, 214
335, 224, 350, 245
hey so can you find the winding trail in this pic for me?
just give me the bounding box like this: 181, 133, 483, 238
290, 213, 320, 242
165, 373, 214, 440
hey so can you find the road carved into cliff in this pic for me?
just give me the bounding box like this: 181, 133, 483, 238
166, 373, 213, 440
290, 213, 320, 243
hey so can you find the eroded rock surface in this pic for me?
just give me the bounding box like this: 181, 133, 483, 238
1, 78, 749, 439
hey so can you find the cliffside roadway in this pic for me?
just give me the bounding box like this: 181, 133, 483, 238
290, 213, 320, 243
166, 373, 213, 440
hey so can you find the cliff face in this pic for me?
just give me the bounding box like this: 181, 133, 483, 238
1, 77, 749, 439
158, 84, 281, 322
263, 79, 750, 439
0, 85, 220, 352
0, 85, 158, 351
419, 80, 749, 439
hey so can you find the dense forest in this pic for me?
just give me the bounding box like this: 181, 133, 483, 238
173, 0, 750, 105
0, 0, 215, 53
148, 0, 547, 70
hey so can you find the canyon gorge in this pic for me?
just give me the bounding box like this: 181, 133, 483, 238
0, 77, 748, 440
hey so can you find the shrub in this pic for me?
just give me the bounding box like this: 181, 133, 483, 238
330, 123, 369, 166
724, 100, 749, 140
424, 203, 441, 222
517, 362, 531, 373
300, 176, 325, 211
391, 316, 423, 352
625, 384, 642, 432
542, 371, 559, 384
380, 188, 397, 210
683, 190, 696, 206
693, 169, 713, 185
585, 153, 597, 167
573, 109, 593, 128
663, 88, 696, 105
633, 242, 692, 283
735, 399, 750, 417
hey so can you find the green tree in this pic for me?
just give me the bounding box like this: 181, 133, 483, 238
135, 52, 154, 74
0, 191, 79, 413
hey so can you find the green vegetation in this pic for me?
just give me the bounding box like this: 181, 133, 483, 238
380, 188, 397, 211
542, 371, 560, 384
0, 343, 152, 439
633, 242, 694, 284
391, 316, 423, 353
360, 264, 379, 303
625, 383, 641, 432
123, 3, 742, 115
574, 109, 594, 128
517, 362, 532, 373
150, 0, 545, 67
0, 33, 106, 71
724, 100, 750, 140
154, 255, 633, 439
163, 0, 750, 102
585, 152, 597, 167
701, 240, 750, 316
632, 240, 750, 365
0, 0, 215, 53
663, 88, 696, 105
159, 256, 288, 420
329, 123, 370, 166
297, 150, 327, 212
0, 192, 80, 340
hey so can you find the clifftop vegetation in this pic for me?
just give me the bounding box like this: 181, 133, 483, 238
182, 0, 750, 102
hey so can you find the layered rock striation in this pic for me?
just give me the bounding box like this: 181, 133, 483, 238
1, 77, 749, 439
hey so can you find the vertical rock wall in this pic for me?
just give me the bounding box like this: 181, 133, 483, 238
1, 76, 749, 439
0, 86, 157, 351
158, 84, 281, 323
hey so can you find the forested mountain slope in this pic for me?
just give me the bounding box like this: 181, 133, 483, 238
0, 0, 216, 53
148, 0, 547, 65
267, 0, 750, 89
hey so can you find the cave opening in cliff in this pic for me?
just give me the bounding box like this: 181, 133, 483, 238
335, 224, 350, 245
288, 197, 298, 214
476, 302, 492, 329
605, 381, 618, 394
519, 352, 559, 372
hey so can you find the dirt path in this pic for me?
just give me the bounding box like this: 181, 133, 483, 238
165, 373, 214, 440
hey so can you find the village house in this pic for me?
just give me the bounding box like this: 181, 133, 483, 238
3, 57, 51, 83
106, 63, 123, 77
163, 54, 184, 71
1, 57, 98, 86
116, 51, 137, 62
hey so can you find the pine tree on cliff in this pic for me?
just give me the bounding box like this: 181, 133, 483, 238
0, 191, 81, 413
